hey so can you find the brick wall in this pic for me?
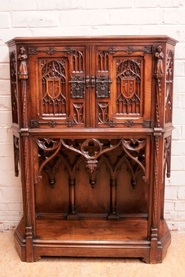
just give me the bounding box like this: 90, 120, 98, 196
0, 0, 185, 231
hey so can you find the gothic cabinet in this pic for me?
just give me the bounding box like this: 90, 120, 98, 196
7, 36, 177, 263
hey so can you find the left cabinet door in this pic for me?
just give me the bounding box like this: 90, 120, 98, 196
28, 45, 88, 129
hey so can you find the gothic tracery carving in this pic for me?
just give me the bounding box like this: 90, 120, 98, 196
116, 59, 141, 115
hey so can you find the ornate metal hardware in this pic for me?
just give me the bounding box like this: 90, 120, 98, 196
30, 118, 76, 128
69, 75, 85, 99
105, 119, 152, 128
90, 75, 112, 98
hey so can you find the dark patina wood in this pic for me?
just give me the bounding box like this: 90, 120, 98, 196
7, 36, 177, 263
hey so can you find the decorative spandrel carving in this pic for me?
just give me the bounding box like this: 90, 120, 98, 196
73, 103, 84, 124
98, 102, 109, 123
18, 46, 28, 80
10, 51, 18, 124
41, 60, 66, 116
165, 50, 174, 124
116, 59, 141, 115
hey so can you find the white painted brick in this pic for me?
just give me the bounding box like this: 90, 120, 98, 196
109, 9, 163, 25
163, 9, 185, 25
175, 201, 185, 211
179, 222, 185, 231
12, 12, 60, 28
0, 29, 33, 44
0, 157, 14, 171
6, 211, 22, 221
83, 0, 132, 9
31, 27, 81, 37
88, 25, 142, 36
177, 211, 185, 220
37, 0, 84, 10
0, 127, 12, 142
0, 112, 12, 127
135, 0, 183, 8
182, 126, 185, 139
173, 109, 185, 125
172, 125, 181, 139
174, 61, 185, 77
164, 201, 175, 211
60, 10, 110, 27
0, 46, 9, 63
0, 80, 10, 95
173, 77, 185, 94
171, 156, 185, 170
175, 43, 185, 60
168, 171, 185, 186
178, 188, 185, 199
0, 170, 21, 187
0, 203, 8, 211
164, 211, 178, 221
0, 64, 10, 80
0, 13, 11, 29
172, 140, 185, 156
8, 203, 22, 211
2, 187, 22, 201
0, 0, 37, 11
0, 143, 14, 157
165, 187, 178, 200
0, 211, 7, 220
0, 96, 11, 111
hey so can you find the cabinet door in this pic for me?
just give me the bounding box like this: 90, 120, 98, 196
28, 45, 88, 129
93, 45, 153, 128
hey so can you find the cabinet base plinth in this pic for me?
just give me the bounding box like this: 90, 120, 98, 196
14, 218, 171, 263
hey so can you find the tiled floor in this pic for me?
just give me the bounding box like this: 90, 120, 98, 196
0, 231, 185, 277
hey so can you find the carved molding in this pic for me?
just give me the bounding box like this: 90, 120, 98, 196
30, 118, 76, 128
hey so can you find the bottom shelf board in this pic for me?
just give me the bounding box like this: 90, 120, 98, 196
15, 217, 171, 263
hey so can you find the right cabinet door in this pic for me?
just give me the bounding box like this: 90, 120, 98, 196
92, 45, 153, 128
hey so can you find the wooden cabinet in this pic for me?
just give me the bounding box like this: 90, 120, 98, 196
7, 36, 177, 263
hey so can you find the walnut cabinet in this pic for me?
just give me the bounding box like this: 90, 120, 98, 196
7, 36, 177, 263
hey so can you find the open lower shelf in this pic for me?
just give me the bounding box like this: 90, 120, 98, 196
14, 217, 171, 263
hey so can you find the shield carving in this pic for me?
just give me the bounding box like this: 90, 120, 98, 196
121, 77, 136, 99
46, 78, 61, 99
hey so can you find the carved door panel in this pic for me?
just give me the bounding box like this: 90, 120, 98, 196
28, 46, 87, 128
93, 45, 153, 128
